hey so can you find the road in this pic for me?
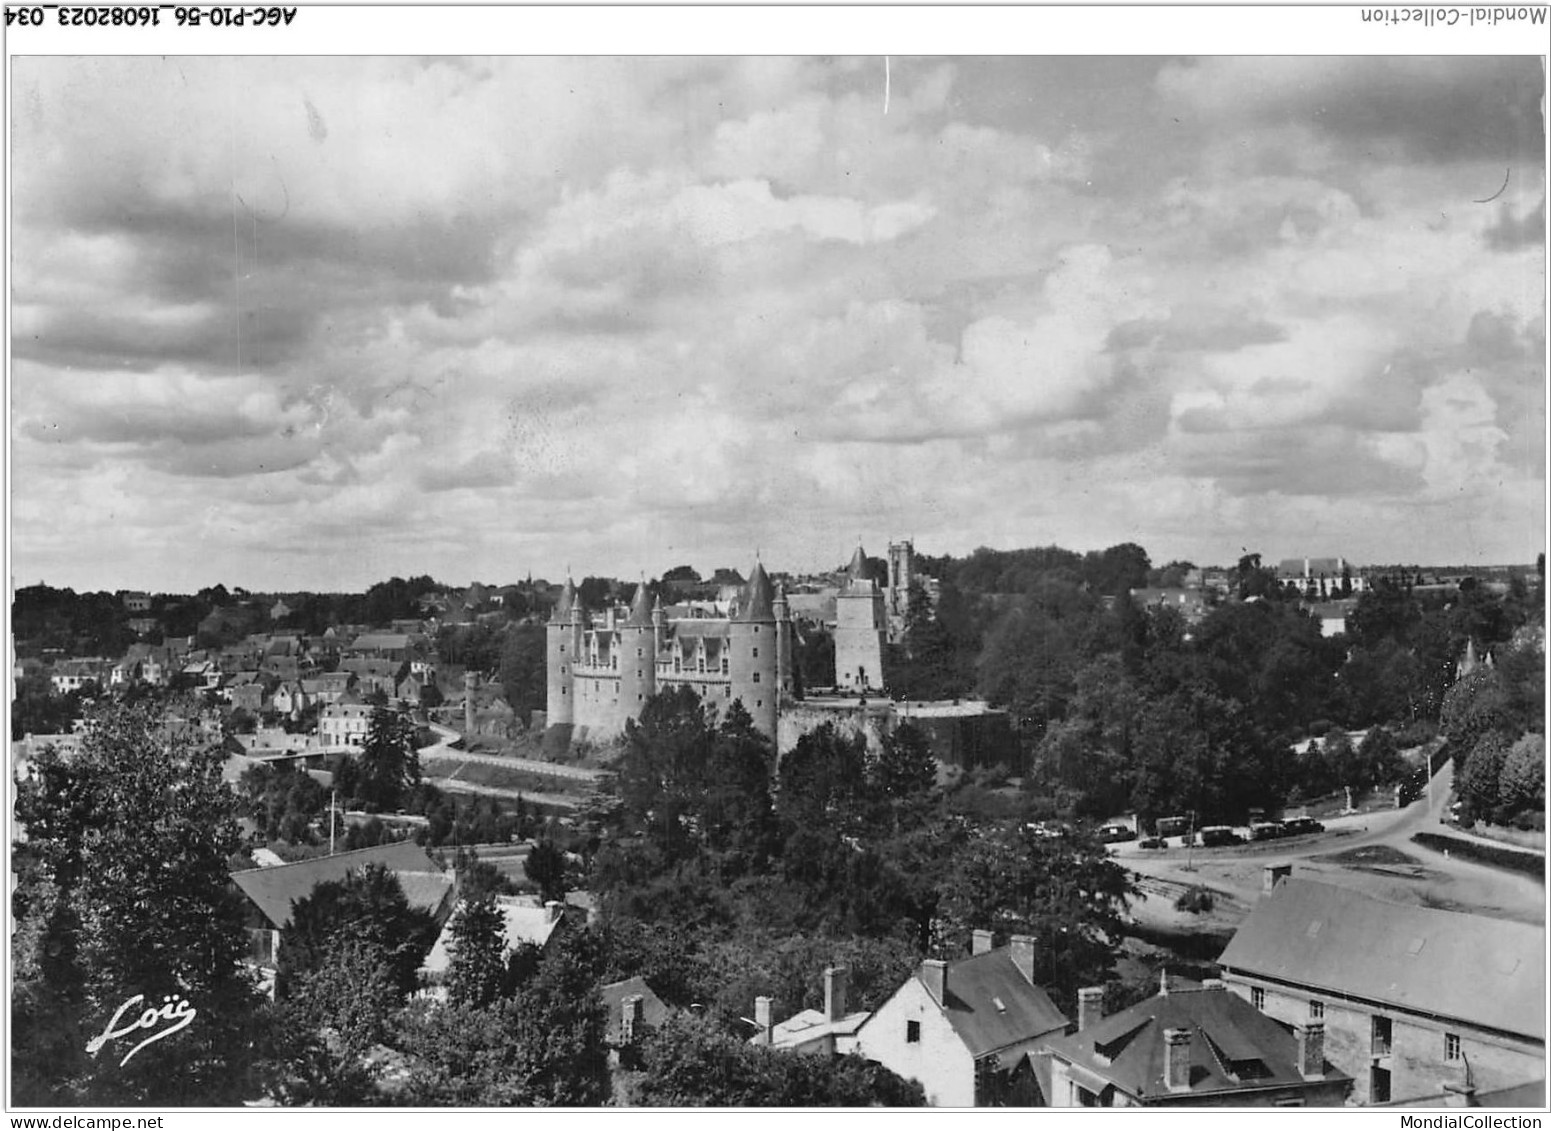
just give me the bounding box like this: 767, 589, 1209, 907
1115, 758, 1544, 932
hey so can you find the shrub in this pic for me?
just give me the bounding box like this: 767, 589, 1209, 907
1174, 886, 1215, 913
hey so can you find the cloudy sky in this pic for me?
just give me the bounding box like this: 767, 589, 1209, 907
10, 54, 1546, 592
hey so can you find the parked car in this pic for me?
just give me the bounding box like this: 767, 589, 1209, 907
1281, 817, 1325, 836
1099, 824, 1137, 843
1138, 836, 1166, 849
1249, 821, 1285, 841
1199, 825, 1241, 847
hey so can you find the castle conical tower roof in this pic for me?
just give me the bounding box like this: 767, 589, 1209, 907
550, 577, 577, 623
738, 561, 775, 622
846, 545, 869, 579
626, 578, 654, 627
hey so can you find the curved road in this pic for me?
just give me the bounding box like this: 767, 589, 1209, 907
1116, 759, 1544, 928
418, 722, 604, 782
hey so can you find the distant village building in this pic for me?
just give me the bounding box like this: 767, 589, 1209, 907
419, 896, 569, 1000
122, 591, 153, 612
1275, 557, 1364, 599
752, 965, 869, 1056
319, 702, 373, 747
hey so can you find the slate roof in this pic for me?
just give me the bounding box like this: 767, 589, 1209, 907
626, 581, 654, 627
231, 842, 447, 929
1040, 981, 1350, 1103
600, 976, 672, 1045
891, 947, 1067, 1063
766, 1007, 870, 1051
350, 633, 411, 652
550, 578, 577, 622
737, 562, 776, 622
1217, 879, 1545, 1040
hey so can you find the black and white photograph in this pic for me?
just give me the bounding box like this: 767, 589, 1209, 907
7, 8, 1548, 1116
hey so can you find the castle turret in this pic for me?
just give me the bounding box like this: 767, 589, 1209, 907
729, 562, 780, 737
773, 582, 792, 697
546, 577, 580, 728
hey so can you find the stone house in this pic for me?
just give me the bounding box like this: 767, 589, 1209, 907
1217, 871, 1544, 1105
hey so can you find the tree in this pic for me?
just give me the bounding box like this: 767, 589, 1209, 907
524, 839, 569, 904
500, 622, 547, 723
11, 702, 266, 1104
279, 864, 438, 999
1498, 734, 1545, 823
445, 893, 510, 1009
355, 707, 421, 811
634, 1014, 924, 1106
931, 823, 1133, 1013
285, 936, 402, 1053
874, 722, 937, 802
398, 929, 611, 1106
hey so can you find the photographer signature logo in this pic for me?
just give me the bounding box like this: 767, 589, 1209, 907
85, 994, 197, 1067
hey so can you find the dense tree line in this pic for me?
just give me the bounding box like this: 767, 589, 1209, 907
588, 686, 1134, 1045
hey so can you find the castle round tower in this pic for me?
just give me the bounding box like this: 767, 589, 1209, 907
545, 578, 579, 728
618, 579, 658, 726
728, 561, 781, 736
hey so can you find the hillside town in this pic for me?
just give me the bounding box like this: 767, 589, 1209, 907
11, 546, 1546, 1107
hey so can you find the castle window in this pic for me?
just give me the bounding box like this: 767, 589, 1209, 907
752, 647, 759, 658
637, 669, 642, 678
724, 686, 730, 698
754, 626, 760, 633
674, 658, 681, 673
638, 694, 644, 702
756, 700, 762, 709
752, 672, 760, 683
699, 660, 705, 673
721, 658, 729, 675
559, 645, 565, 653
1444, 1033, 1461, 1062
906, 1021, 920, 1044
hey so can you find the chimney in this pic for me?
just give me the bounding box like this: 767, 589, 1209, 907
545, 899, 563, 923
920, 959, 948, 1004
824, 966, 849, 1023
1294, 1022, 1325, 1080
971, 929, 994, 955
1264, 863, 1292, 894
753, 996, 773, 1046
1077, 986, 1105, 1032
1009, 935, 1037, 984
1163, 1028, 1193, 1092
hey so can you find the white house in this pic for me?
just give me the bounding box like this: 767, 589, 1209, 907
852, 932, 1068, 1106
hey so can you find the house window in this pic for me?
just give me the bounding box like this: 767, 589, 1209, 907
1251, 987, 1265, 1011
906, 1021, 921, 1043
1309, 1000, 1324, 1020
1372, 1016, 1392, 1057
1371, 1066, 1391, 1104
1445, 1033, 1461, 1062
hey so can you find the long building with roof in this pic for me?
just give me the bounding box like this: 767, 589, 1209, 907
546, 560, 794, 741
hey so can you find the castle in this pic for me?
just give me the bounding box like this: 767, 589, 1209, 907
545, 561, 797, 741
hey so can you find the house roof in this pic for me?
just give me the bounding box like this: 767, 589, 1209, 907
422, 896, 566, 978
1217, 879, 1545, 1040
231, 841, 447, 929
351, 633, 410, 651
766, 1007, 870, 1051
600, 976, 671, 1045
1039, 981, 1350, 1103
911, 948, 1069, 1061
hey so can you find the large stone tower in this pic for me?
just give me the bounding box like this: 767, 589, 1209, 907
619, 579, 657, 719
728, 561, 784, 737
886, 539, 914, 642
835, 545, 886, 693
